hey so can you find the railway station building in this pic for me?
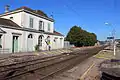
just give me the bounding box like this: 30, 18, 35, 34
0, 6, 64, 53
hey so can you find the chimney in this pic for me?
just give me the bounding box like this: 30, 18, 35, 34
5, 5, 10, 12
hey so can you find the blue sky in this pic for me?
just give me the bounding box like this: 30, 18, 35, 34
0, 0, 119, 40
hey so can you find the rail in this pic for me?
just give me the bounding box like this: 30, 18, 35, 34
0, 46, 107, 80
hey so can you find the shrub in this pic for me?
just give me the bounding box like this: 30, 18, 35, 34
34, 45, 39, 51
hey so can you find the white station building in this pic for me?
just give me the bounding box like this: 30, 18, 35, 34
0, 6, 64, 53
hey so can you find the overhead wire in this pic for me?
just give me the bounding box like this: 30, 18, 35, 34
61, 0, 81, 17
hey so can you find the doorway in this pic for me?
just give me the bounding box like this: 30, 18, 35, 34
38, 35, 43, 50
12, 36, 18, 53
27, 34, 33, 52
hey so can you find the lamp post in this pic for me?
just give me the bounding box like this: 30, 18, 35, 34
112, 29, 116, 56
105, 22, 116, 56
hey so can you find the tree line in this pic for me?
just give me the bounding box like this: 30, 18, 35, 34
66, 26, 97, 47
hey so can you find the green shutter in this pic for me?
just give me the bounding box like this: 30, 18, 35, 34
30, 18, 33, 28
14, 37, 18, 52
13, 36, 18, 52
48, 23, 50, 31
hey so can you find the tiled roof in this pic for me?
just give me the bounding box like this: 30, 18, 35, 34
54, 31, 64, 36
0, 18, 21, 28
16, 6, 48, 18
0, 6, 54, 22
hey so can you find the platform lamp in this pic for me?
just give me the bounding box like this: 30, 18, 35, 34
105, 22, 116, 56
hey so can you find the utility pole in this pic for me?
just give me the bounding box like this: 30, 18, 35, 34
112, 29, 116, 56
105, 23, 116, 56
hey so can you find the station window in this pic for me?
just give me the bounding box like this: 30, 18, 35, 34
39, 21, 44, 31
29, 17, 33, 28
48, 23, 50, 31
38, 35, 43, 46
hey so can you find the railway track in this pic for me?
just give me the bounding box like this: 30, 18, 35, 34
0, 53, 63, 65
0, 45, 107, 80
0, 54, 69, 78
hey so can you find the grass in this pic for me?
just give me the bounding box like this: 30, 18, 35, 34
94, 50, 115, 59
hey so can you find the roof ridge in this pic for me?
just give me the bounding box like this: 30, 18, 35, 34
18, 6, 48, 17
0, 6, 54, 22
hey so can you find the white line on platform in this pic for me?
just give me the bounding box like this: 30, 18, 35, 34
80, 62, 95, 80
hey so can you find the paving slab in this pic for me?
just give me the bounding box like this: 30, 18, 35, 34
52, 50, 107, 80
52, 57, 97, 80
0, 49, 72, 60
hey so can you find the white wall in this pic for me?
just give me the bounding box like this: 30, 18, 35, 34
23, 12, 54, 33
48, 35, 64, 50
1, 27, 23, 53
0, 10, 64, 53
1, 12, 23, 27
22, 31, 40, 52
1, 12, 54, 33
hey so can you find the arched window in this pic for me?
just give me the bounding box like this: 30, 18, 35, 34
28, 34, 33, 38
54, 37, 58, 42
38, 35, 43, 46
27, 34, 33, 52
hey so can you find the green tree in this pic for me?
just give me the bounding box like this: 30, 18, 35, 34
66, 26, 97, 47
